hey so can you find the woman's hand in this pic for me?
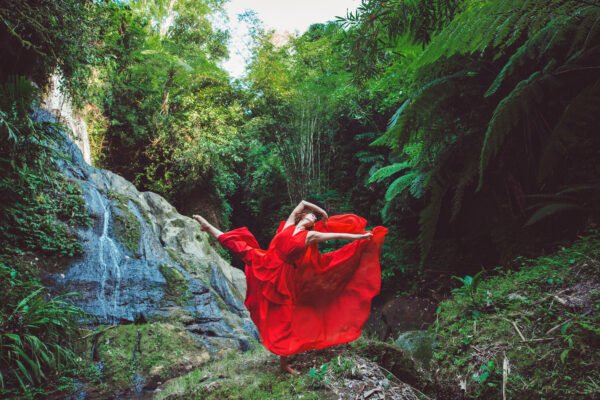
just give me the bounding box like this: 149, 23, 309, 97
359, 231, 373, 241
301, 200, 328, 220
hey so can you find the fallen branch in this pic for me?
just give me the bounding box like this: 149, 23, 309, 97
520, 337, 557, 343
552, 295, 569, 306
78, 324, 118, 340
506, 319, 527, 341
376, 364, 432, 400
502, 354, 510, 400
545, 319, 572, 335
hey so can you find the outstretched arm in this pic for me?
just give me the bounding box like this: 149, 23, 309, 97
306, 230, 373, 245
193, 215, 223, 239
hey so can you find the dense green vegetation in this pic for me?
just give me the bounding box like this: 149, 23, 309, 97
1, 0, 598, 398
434, 231, 600, 399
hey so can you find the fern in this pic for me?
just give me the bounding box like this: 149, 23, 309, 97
486, 8, 600, 98
416, 0, 585, 68
477, 71, 561, 190
538, 79, 600, 182
385, 171, 419, 202
371, 70, 474, 150
368, 161, 411, 183
450, 159, 478, 221
524, 203, 581, 226
524, 184, 600, 226
418, 174, 448, 268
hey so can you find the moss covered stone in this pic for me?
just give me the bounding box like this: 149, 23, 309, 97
159, 264, 190, 306
107, 191, 141, 255
87, 322, 209, 395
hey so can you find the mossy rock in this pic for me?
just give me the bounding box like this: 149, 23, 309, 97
154, 346, 331, 400
350, 338, 427, 389
108, 191, 141, 255
159, 264, 190, 306
87, 322, 209, 395
394, 330, 435, 369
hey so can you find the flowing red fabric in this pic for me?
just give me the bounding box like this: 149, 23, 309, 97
217, 214, 388, 356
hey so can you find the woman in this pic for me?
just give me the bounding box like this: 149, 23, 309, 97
193, 200, 388, 373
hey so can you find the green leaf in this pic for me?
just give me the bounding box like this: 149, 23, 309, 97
524, 203, 581, 226
384, 171, 418, 202
560, 349, 569, 363
478, 71, 560, 190
368, 162, 411, 184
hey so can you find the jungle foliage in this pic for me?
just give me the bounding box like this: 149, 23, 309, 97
1, 0, 599, 397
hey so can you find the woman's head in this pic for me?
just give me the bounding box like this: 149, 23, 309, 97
295, 211, 317, 228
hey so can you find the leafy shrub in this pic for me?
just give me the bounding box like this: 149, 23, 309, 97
0, 262, 83, 397
0, 76, 92, 259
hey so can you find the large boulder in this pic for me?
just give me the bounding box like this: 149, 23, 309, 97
36, 109, 257, 355
394, 330, 435, 369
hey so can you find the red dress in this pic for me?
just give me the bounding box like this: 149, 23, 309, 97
217, 214, 388, 356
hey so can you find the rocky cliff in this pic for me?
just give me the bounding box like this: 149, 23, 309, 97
35, 107, 257, 356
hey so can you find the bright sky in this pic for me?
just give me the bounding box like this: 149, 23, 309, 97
220, 0, 361, 79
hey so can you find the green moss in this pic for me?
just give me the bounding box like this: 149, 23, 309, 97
166, 248, 194, 273
159, 264, 190, 306
89, 322, 206, 394
155, 346, 329, 400
433, 231, 600, 399
107, 191, 141, 255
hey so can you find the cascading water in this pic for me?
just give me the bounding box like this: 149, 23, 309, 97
92, 188, 123, 323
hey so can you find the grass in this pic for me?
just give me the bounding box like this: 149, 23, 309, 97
154, 345, 329, 400
432, 231, 600, 399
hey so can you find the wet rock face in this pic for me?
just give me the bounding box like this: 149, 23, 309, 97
37, 109, 256, 353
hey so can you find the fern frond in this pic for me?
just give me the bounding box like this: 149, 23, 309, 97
409, 170, 430, 199
524, 203, 582, 226
368, 161, 411, 183
416, 1, 592, 68
371, 70, 473, 150
478, 70, 561, 190
486, 8, 600, 97
538, 78, 600, 182
418, 176, 448, 268
385, 170, 419, 201
450, 159, 478, 221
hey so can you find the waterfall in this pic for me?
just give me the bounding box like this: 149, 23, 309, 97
42, 73, 92, 165
93, 189, 123, 323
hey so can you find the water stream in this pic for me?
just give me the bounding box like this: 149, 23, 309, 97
93, 188, 123, 323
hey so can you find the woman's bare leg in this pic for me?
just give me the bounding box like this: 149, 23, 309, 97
192, 215, 223, 239
279, 356, 299, 374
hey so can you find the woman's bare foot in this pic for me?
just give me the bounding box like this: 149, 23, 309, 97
280, 356, 300, 374
192, 214, 211, 231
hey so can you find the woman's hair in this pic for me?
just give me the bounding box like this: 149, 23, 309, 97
295, 211, 316, 225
